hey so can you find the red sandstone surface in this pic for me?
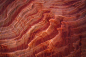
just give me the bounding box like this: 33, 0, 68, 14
0, 0, 86, 57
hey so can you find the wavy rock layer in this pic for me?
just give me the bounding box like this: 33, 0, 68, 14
0, 0, 86, 57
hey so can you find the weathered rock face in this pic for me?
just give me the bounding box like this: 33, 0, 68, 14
0, 0, 86, 57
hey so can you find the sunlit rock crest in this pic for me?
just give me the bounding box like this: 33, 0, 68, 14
0, 0, 86, 57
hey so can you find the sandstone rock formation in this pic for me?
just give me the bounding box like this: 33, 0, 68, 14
0, 0, 86, 57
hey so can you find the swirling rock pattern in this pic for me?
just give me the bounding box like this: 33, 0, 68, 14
0, 0, 86, 57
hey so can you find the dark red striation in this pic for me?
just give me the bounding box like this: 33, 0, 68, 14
0, 0, 86, 57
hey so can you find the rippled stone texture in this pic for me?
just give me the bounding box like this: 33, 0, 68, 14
0, 0, 86, 57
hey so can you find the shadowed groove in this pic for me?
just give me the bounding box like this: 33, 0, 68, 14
0, 0, 15, 15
